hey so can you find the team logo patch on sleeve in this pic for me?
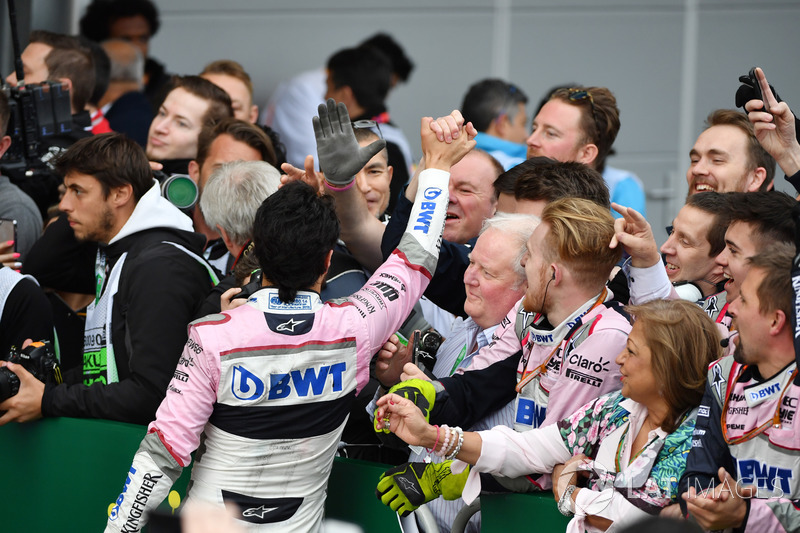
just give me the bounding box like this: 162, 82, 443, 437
264, 313, 314, 336
221, 490, 303, 524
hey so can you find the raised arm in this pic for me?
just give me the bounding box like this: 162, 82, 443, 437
312, 99, 389, 271
341, 107, 477, 358
611, 203, 676, 303
745, 67, 800, 180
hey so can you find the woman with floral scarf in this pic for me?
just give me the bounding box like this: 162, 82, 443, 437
375, 299, 720, 532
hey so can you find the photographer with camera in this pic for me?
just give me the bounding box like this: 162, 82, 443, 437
0, 91, 42, 263
0, 266, 54, 370
144, 76, 232, 222
0, 133, 216, 426
3, 30, 95, 219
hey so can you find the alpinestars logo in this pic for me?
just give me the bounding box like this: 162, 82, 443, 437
242, 505, 278, 519
704, 295, 719, 319
711, 364, 726, 398
276, 318, 306, 333
397, 476, 421, 496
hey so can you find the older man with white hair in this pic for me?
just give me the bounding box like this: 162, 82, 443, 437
374, 212, 539, 531
193, 160, 280, 318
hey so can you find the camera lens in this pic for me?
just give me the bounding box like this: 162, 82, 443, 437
0, 367, 20, 403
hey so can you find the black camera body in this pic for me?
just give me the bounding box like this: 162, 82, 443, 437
0, 82, 72, 173
412, 329, 443, 375
234, 269, 264, 301
0, 340, 62, 403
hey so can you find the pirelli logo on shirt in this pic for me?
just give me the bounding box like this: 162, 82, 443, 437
565, 368, 602, 387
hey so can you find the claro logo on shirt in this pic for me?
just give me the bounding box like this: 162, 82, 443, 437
231, 363, 346, 401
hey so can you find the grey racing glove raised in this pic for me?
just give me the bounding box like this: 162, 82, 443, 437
313, 98, 386, 187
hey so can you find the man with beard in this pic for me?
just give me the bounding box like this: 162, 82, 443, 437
0, 133, 215, 425
679, 243, 800, 532
686, 109, 775, 195
375, 197, 631, 517
613, 191, 794, 327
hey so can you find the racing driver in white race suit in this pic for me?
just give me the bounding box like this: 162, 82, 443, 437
103, 100, 478, 532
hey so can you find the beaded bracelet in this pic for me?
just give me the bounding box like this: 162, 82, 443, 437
324, 179, 356, 192
440, 427, 455, 457
435, 427, 455, 458
445, 426, 464, 461
426, 425, 440, 453
438, 424, 451, 456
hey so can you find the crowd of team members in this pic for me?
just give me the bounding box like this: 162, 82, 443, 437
0, 1, 799, 532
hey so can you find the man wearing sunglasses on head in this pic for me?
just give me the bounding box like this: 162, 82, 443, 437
528, 86, 645, 219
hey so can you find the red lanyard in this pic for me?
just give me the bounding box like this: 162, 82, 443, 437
721, 366, 798, 445
516, 289, 607, 393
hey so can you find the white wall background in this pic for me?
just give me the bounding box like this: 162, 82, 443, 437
4, 0, 800, 240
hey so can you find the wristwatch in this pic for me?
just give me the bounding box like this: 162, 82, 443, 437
558, 484, 577, 517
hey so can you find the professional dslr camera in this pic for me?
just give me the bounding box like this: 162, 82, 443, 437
153, 169, 199, 212
0, 81, 72, 174
0, 340, 62, 403
0, 0, 73, 177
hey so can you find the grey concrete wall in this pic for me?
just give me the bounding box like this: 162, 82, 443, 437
5, 0, 800, 240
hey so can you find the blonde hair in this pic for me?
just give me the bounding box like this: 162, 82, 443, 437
625, 299, 722, 433
200, 59, 254, 97
540, 197, 620, 291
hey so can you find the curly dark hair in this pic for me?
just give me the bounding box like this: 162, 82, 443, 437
79, 0, 161, 42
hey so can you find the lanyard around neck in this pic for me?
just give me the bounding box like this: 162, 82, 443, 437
516, 288, 607, 393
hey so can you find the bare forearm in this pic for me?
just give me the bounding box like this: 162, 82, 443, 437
454, 432, 483, 465
328, 183, 386, 271
419, 426, 483, 465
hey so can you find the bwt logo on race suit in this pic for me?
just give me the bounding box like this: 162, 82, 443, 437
737, 459, 793, 495
516, 398, 546, 428
747, 382, 782, 404
231, 362, 347, 401
109, 467, 136, 521
414, 187, 443, 234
